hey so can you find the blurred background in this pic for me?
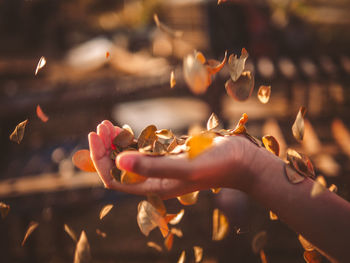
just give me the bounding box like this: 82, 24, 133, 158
0, 0, 350, 262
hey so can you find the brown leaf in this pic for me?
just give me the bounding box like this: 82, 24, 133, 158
303, 250, 322, 263
0, 202, 10, 219
153, 14, 183, 38
99, 204, 114, 220
170, 70, 176, 88
121, 170, 147, 184
164, 232, 174, 251
64, 224, 78, 242
286, 149, 315, 179
262, 135, 280, 156
113, 129, 134, 148
167, 137, 178, 152
138, 125, 158, 149
269, 211, 278, 221
193, 246, 203, 262
284, 162, 305, 184
228, 48, 249, 81
177, 251, 186, 263
110, 167, 122, 182
207, 113, 219, 130
72, 149, 96, 172
212, 208, 229, 241
298, 234, 315, 251
257, 85, 271, 104
252, 231, 267, 254
310, 176, 327, 198
96, 228, 107, 238
147, 241, 162, 252
292, 106, 307, 141
177, 191, 199, 206
155, 129, 174, 140
74, 231, 91, 263
36, 105, 49, 122
9, 119, 28, 144
22, 221, 39, 246
225, 71, 255, 101
35, 56, 46, 75
147, 194, 166, 217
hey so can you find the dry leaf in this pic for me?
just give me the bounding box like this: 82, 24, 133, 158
122, 124, 134, 136
35, 56, 46, 75
155, 129, 174, 140
113, 129, 134, 148
170, 227, 183, 238
9, 119, 28, 144
0, 202, 10, 219
22, 221, 39, 246
252, 231, 267, 254
147, 194, 166, 217
138, 125, 158, 149
206, 51, 227, 76
147, 241, 162, 252
228, 48, 249, 81
167, 137, 178, 152
64, 224, 78, 242
193, 246, 203, 262
211, 188, 222, 194
260, 250, 268, 263
331, 119, 350, 158
36, 105, 49, 122
298, 234, 315, 251
96, 228, 107, 238
269, 211, 278, 220
177, 251, 186, 263
187, 133, 214, 159
99, 204, 114, 220
74, 231, 91, 263
177, 191, 199, 206
183, 52, 209, 94
212, 208, 229, 241
164, 232, 174, 251
286, 149, 315, 179
225, 71, 255, 101
168, 209, 185, 225
284, 163, 305, 184
153, 14, 183, 38
303, 250, 322, 263
207, 113, 219, 130
121, 170, 147, 184
292, 106, 307, 141
262, 135, 280, 156
153, 141, 167, 155
310, 176, 327, 198
72, 149, 96, 172
258, 85, 271, 104
110, 167, 122, 182
231, 113, 248, 134
170, 70, 176, 88
137, 201, 168, 237
328, 184, 338, 193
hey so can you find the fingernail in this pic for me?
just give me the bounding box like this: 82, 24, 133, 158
116, 153, 136, 171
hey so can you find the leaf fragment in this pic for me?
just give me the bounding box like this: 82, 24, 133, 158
138, 125, 158, 149
257, 85, 271, 104
72, 149, 96, 172
177, 191, 199, 206
207, 113, 219, 130
206, 51, 227, 76
177, 251, 186, 263
292, 106, 307, 141
164, 232, 174, 251
211, 188, 221, 194
183, 52, 209, 95
36, 105, 49, 122
168, 209, 185, 225
99, 204, 114, 220
262, 135, 280, 156
225, 71, 255, 101
286, 149, 315, 179
147, 241, 162, 252
121, 170, 147, 184
252, 231, 267, 254
228, 48, 249, 81
35, 56, 46, 75
328, 184, 338, 193
9, 119, 28, 144
74, 231, 91, 263
22, 221, 39, 246
0, 202, 10, 219
212, 208, 229, 241
147, 194, 166, 217
310, 176, 327, 198
170, 70, 176, 88
155, 129, 174, 140
113, 129, 134, 148
193, 246, 203, 262
96, 228, 107, 238
64, 224, 78, 242
231, 113, 248, 134
269, 211, 278, 221
170, 227, 183, 238
303, 250, 322, 263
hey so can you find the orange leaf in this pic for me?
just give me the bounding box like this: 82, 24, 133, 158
72, 149, 96, 172
257, 85, 271, 104
36, 105, 49, 122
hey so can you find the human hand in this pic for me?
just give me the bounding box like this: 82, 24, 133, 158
88, 120, 261, 199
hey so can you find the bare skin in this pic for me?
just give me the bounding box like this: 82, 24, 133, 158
89, 120, 350, 262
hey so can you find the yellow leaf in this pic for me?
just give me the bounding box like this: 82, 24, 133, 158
212, 208, 229, 241
177, 191, 199, 206
187, 133, 214, 159
99, 204, 114, 220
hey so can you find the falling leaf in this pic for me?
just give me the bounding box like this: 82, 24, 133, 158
260, 250, 268, 263
155, 129, 174, 140
310, 176, 327, 198
258, 85, 271, 104
74, 231, 91, 263
9, 119, 28, 144
164, 232, 174, 251
137, 201, 169, 237
206, 51, 227, 76
269, 211, 278, 220
252, 231, 267, 254
121, 170, 147, 184
183, 52, 209, 95
298, 234, 315, 251
147, 241, 162, 252
22, 221, 39, 246
138, 125, 158, 149
177, 251, 186, 263
99, 204, 114, 220
328, 184, 338, 193
147, 194, 166, 217
284, 163, 305, 184
170, 70, 176, 88
64, 224, 78, 242
177, 191, 199, 206
228, 48, 249, 81
113, 129, 134, 148
35, 56, 46, 75
96, 229, 107, 238
0, 202, 10, 219
212, 208, 229, 241
36, 105, 49, 122
106, 52, 110, 59
303, 250, 322, 263
292, 106, 307, 141
262, 135, 280, 156
72, 149, 96, 172
207, 113, 219, 130
193, 246, 203, 262
211, 188, 221, 194
187, 133, 214, 159
153, 14, 183, 38
168, 209, 185, 225
170, 227, 183, 238
286, 149, 315, 179
225, 71, 255, 101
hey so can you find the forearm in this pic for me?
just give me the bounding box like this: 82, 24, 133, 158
245, 147, 350, 262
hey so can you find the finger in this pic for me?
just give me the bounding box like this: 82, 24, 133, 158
102, 120, 122, 138
116, 152, 193, 180
97, 123, 111, 149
